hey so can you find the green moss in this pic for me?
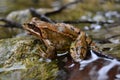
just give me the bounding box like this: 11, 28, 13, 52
0, 58, 58, 80
22, 58, 58, 80
0, 36, 46, 64
0, 36, 59, 80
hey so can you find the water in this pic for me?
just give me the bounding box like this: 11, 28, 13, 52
79, 50, 99, 70
66, 50, 120, 80
97, 59, 120, 80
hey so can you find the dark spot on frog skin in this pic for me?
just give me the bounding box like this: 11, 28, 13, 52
70, 27, 75, 31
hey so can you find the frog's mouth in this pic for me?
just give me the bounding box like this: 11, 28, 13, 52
23, 23, 42, 37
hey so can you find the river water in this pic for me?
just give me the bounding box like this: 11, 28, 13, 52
65, 50, 120, 80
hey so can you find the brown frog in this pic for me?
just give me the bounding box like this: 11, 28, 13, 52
23, 17, 99, 62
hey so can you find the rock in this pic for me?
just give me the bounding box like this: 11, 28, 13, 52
0, 36, 41, 64
6, 8, 53, 24
0, 36, 65, 80
0, 27, 24, 39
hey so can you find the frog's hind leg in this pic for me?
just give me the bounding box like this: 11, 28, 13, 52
70, 31, 88, 62
86, 34, 100, 53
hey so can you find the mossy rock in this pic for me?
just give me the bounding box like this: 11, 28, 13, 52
0, 36, 67, 80
0, 60, 59, 80
0, 36, 43, 64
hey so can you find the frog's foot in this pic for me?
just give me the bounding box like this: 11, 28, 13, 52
70, 31, 88, 62
38, 47, 47, 58
86, 34, 101, 53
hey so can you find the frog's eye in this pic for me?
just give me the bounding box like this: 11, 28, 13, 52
26, 23, 38, 31
26, 23, 41, 33
27, 23, 35, 28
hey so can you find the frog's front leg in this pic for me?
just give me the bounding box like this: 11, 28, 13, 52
42, 39, 56, 59
70, 31, 88, 62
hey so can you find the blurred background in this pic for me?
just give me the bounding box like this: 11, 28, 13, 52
1, 0, 120, 17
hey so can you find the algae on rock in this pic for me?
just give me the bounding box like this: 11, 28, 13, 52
0, 36, 61, 80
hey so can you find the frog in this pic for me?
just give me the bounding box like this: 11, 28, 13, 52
23, 17, 99, 62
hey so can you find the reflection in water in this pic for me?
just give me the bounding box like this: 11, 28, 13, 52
79, 50, 99, 70
66, 50, 120, 80
98, 59, 120, 80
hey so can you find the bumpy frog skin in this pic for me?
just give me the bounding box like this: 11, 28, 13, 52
23, 17, 99, 62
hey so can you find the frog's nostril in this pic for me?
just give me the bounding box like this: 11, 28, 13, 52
32, 17, 39, 21
23, 23, 27, 25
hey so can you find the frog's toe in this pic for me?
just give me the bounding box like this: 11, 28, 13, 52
74, 58, 82, 62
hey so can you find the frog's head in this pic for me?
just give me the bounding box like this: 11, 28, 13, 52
23, 17, 43, 37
